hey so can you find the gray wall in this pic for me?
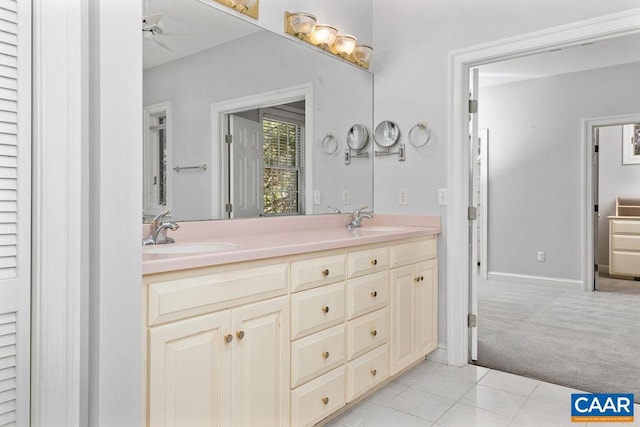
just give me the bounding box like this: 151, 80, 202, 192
598, 125, 640, 267
479, 62, 640, 280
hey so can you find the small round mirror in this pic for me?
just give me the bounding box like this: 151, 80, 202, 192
346, 124, 369, 151
374, 120, 400, 148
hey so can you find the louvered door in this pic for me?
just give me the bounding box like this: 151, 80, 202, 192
0, 0, 30, 426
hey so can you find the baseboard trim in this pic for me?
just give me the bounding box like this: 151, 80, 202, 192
427, 346, 449, 364
487, 272, 582, 290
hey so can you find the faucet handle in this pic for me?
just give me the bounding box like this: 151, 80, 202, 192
353, 206, 369, 215
152, 209, 172, 227
327, 205, 341, 214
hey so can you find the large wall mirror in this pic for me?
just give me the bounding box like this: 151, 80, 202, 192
143, 0, 374, 221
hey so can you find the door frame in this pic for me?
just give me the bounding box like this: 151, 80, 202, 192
446, 9, 640, 366
210, 84, 314, 219
584, 113, 640, 291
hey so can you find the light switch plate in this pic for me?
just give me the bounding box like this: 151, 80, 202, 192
398, 188, 408, 205
342, 189, 350, 205
438, 188, 448, 206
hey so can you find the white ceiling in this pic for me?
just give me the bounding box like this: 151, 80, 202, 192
478, 33, 640, 87
143, 0, 261, 70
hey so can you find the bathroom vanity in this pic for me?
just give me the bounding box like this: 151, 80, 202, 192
608, 196, 640, 278
142, 214, 440, 426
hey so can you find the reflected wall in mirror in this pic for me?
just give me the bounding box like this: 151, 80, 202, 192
142, 0, 373, 221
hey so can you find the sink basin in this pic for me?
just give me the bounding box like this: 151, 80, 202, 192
357, 226, 411, 232
143, 242, 235, 255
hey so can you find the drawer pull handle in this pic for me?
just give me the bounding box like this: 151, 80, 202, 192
322, 306, 330, 314
236, 330, 245, 340
371, 369, 377, 376
224, 334, 233, 344
371, 259, 378, 266
370, 291, 378, 297
322, 397, 330, 405
322, 351, 330, 359
371, 330, 378, 337
322, 269, 330, 277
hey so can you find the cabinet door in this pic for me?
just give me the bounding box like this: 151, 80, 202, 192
149, 311, 231, 427
231, 296, 290, 427
389, 265, 415, 375
414, 259, 438, 357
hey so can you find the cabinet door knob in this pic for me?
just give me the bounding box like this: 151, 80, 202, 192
371, 369, 377, 376
224, 334, 233, 344
322, 351, 330, 359
370, 291, 377, 297
322, 306, 330, 314
322, 269, 330, 277
371, 259, 378, 266
371, 330, 377, 337
415, 275, 424, 282
236, 330, 245, 340
322, 397, 330, 405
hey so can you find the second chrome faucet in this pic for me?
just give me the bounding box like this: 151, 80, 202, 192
346, 206, 373, 229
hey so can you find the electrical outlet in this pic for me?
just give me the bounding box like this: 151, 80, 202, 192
313, 190, 322, 205
342, 189, 350, 205
537, 251, 545, 262
438, 188, 448, 206
398, 188, 408, 205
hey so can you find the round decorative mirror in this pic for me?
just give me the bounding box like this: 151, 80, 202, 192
374, 120, 400, 148
346, 124, 369, 151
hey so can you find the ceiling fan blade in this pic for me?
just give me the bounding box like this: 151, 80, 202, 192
142, 12, 164, 30
153, 37, 174, 52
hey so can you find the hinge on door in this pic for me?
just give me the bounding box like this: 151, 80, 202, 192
594, 264, 599, 272
225, 203, 233, 213
469, 100, 478, 114
468, 314, 477, 328
594, 204, 599, 213
468, 206, 477, 221
225, 134, 232, 144
594, 145, 599, 153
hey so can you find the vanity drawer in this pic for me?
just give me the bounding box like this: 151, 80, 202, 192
611, 219, 640, 235
347, 308, 388, 361
390, 237, 436, 268
291, 253, 346, 293
347, 246, 389, 278
611, 251, 640, 276
347, 345, 389, 402
291, 281, 345, 340
611, 234, 640, 252
291, 366, 346, 427
347, 271, 389, 320
291, 324, 346, 388
146, 260, 289, 325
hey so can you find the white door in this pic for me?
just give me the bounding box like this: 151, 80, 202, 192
468, 68, 479, 361
0, 1, 30, 424
230, 115, 263, 218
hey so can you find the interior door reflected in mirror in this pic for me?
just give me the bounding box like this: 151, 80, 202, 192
142, 0, 373, 221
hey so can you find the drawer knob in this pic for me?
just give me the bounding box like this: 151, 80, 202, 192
224, 334, 233, 344
322, 397, 330, 405
371, 330, 378, 337
322, 306, 330, 314
371, 369, 377, 376
322, 269, 330, 277
371, 259, 378, 266
415, 275, 424, 282
236, 330, 245, 340
370, 291, 378, 298
322, 351, 330, 359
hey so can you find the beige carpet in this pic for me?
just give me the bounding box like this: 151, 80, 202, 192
476, 275, 640, 403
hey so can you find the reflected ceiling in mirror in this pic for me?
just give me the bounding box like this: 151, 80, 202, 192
143, 0, 374, 222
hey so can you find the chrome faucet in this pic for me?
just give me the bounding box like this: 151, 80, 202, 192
327, 205, 342, 214
346, 206, 373, 229
142, 209, 180, 245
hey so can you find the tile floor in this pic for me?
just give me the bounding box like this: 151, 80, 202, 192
325, 360, 640, 427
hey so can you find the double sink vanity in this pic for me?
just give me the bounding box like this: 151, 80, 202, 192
141, 213, 440, 426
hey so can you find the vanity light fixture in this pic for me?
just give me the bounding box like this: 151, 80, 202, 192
288, 12, 317, 37
283, 11, 372, 69
312, 24, 338, 49
211, 0, 259, 19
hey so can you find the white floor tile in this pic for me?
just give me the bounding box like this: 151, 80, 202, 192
432, 364, 490, 383
517, 391, 577, 425
411, 369, 478, 401
435, 402, 512, 427
510, 411, 586, 427
459, 384, 527, 418
386, 388, 456, 422
358, 406, 433, 426
528, 381, 584, 405
328, 401, 381, 426
363, 381, 409, 405
478, 370, 539, 397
